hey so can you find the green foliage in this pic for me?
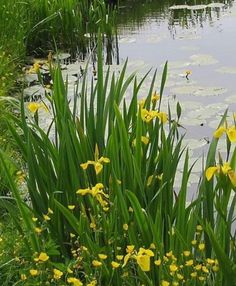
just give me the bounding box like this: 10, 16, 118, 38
25, 0, 116, 56
1, 38, 235, 285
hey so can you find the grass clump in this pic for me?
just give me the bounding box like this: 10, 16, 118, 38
0, 38, 236, 285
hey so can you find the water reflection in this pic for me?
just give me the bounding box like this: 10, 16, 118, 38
118, 0, 234, 33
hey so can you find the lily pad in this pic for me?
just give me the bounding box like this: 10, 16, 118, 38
23, 85, 45, 101
169, 5, 189, 10
65, 63, 85, 75
162, 61, 191, 70
193, 87, 227, 97
187, 5, 207, 10
25, 74, 38, 83
176, 33, 202, 40
146, 36, 163, 44
119, 37, 136, 43
182, 138, 208, 150
190, 54, 218, 66
216, 66, 236, 74
181, 117, 207, 126
170, 85, 198, 95
53, 53, 71, 61
62, 74, 78, 84
225, 95, 236, 103
207, 3, 225, 8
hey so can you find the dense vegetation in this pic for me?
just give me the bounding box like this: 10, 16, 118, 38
0, 1, 235, 285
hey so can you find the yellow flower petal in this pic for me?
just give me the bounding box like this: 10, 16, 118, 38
123, 253, 131, 267
29, 269, 38, 276
154, 259, 161, 266
92, 260, 102, 267
214, 126, 226, 138
27, 102, 41, 114
198, 243, 205, 251
94, 162, 103, 175
111, 261, 120, 269
126, 245, 135, 253
136, 254, 151, 272
221, 162, 232, 174
38, 252, 49, 262
226, 126, 236, 143
98, 157, 110, 164
156, 112, 168, 123
80, 162, 89, 170
53, 268, 63, 280
141, 136, 149, 145
76, 188, 90, 195
98, 254, 107, 260
151, 92, 160, 103
228, 170, 236, 187
205, 166, 218, 181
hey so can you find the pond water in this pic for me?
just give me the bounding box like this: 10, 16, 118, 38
24, 0, 236, 194
117, 0, 236, 122
116, 0, 236, 192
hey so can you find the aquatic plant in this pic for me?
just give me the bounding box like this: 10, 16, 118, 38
0, 36, 236, 285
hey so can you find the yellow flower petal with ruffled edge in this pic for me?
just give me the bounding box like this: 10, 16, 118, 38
111, 261, 120, 269
226, 126, 236, 143
228, 170, 236, 187
151, 92, 160, 103
156, 112, 168, 123
76, 188, 91, 195
98, 157, 110, 164
135, 254, 151, 272
221, 162, 232, 174
94, 162, 103, 175
214, 126, 226, 139
205, 166, 219, 181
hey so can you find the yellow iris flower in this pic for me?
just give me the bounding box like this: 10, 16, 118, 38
27, 102, 48, 114
205, 162, 236, 187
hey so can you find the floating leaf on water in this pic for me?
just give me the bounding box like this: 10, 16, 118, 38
216, 66, 236, 74
84, 33, 91, 38
193, 87, 227, 97
25, 74, 38, 83
181, 117, 207, 126
162, 61, 191, 70
119, 37, 136, 43
190, 54, 218, 65
146, 36, 163, 44
170, 85, 198, 95
176, 33, 202, 40
61, 74, 78, 84
180, 100, 204, 110
182, 138, 208, 150
23, 85, 45, 101
53, 53, 71, 61
225, 95, 236, 103
169, 5, 189, 10
65, 63, 86, 75
187, 5, 207, 10
207, 3, 225, 8
186, 103, 228, 121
